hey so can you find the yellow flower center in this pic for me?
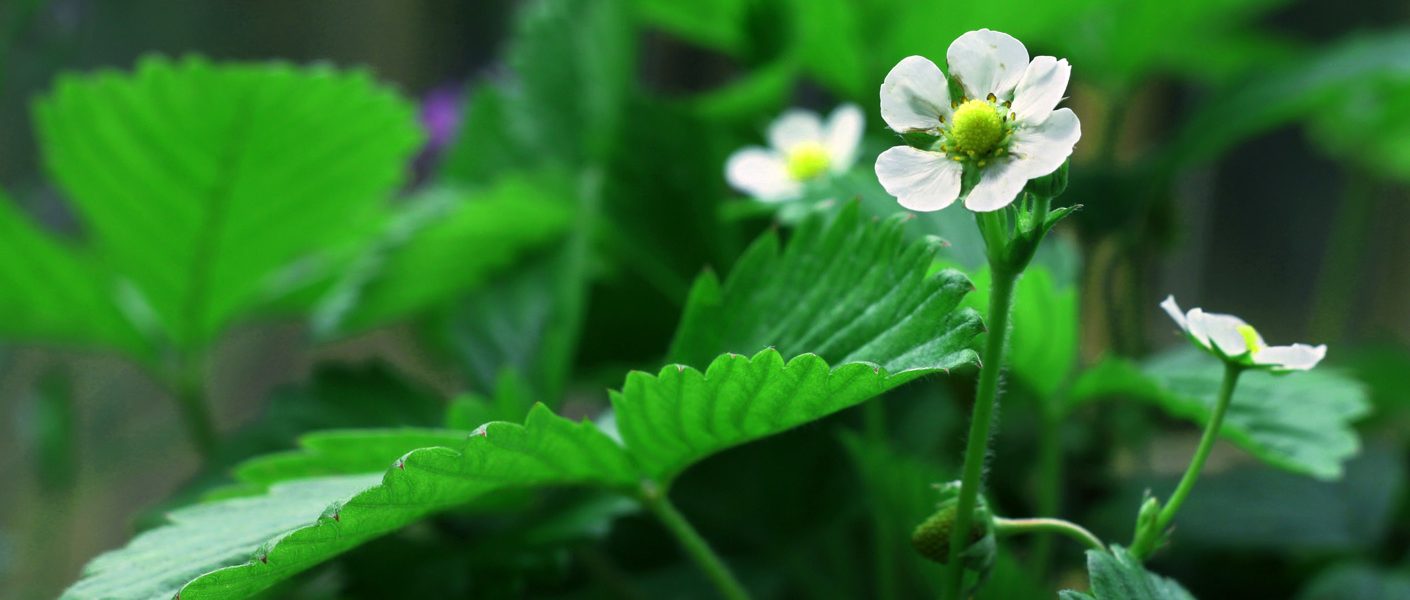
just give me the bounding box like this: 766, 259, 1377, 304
785, 142, 832, 181
1236, 324, 1263, 355
949, 99, 1005, 156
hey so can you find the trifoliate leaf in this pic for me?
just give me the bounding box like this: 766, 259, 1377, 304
669, 201, 984, 374
1060, 546, 1196, 600
34, 56, 422, 352
1069, 348, 1370, 479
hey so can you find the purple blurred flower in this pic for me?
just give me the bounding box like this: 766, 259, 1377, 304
412, 84, 464, 184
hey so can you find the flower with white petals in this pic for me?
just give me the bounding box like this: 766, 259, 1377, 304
725, 104, 864, 202
875, 29, 1081, 213
1160, 296, 1327, 372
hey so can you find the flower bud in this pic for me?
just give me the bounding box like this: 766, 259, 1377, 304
1024, 160, 1069, 199
910, 482, 996, 572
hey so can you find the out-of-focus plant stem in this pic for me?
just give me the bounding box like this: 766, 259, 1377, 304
994, 516, 1104, 552
173, 357, 217, 458
1310, 169, 1375, 341
863, 401, 898, 600
640, 482, 750, 600
1030, 403, 1064, 580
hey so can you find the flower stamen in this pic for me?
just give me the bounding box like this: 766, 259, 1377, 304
785, 141, 832, 181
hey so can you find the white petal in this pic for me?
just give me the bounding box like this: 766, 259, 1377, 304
1160, 296, 1188, 332
725, 147, 800, 202
947, 29, 1029, 100
879, 56, 951, 132
1191, 310, 1252, 356
1255, 344, 1327, 371
1010, 107, 1081, 179
1011, 56, 1071, 123
768, 109, 824, 152
825, 103, 864, 171
1184, 308, 1214, 350
963, 156, 1031, 212
875, 146, 963, 212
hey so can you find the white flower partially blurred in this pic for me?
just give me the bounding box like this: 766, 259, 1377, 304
875, 29, 1081, 213
726, 104, 864, 202
1161, 296, 1327, 372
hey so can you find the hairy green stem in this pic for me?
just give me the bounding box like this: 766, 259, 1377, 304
994, 517, 1105, 552
943, 266, 1018, 600
640, 484, 750, 600
1133, 362, 1242, 559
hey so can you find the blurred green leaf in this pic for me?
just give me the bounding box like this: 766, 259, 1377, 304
630, 0, 748, 54
1307, 72, 1410, 181
313, 176, 574, 337
1055, 0, 1292, 92
1166, 31, 1410, 168
0, 193, 146, 354
669, 202, 984, 372
34, 56, 422, 352
1060, 546, 1195, 600
1070, 348, 1371, 479
1298, 563, 1410, 600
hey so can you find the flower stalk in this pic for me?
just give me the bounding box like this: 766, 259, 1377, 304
993, 516, 1105, 552
1130, 362, 1243, 560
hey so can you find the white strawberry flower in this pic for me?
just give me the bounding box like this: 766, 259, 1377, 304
725, 104, 864, 202
1160, 296, 1327, 372
875, 29, 1081, 213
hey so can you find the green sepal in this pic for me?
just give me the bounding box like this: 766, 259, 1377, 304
1024, 160, 1070, 199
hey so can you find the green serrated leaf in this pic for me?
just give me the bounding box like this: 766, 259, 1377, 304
1063, 546, 1196, 600
669, 201, 984, 374
313, 176, 574, 337
63, 405, 636, 600
614, 349, 924, 485
1070, 348, 1371, 479
34, 56, 422, 351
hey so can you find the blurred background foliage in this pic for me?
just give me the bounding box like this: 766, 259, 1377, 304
1, 0, 1408, 598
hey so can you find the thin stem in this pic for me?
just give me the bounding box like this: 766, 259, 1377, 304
943, 266, 1019, 600
1133, 362, 1242, 559
174, 378, 217, 457
1030, 407, 1063, 579
864, 402, 898, 600
994, 517, 1105, 553
640, 484, 750, 600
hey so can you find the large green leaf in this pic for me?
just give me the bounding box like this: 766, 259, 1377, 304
0, 193, 145, 354
64, 405, 636, 600
66, 204, 986, 597
313, 176, 574, 337
1070, 348, 1371, 479
669, 202, 983, 374
34, 56, 422, 351
1060, 546, 1196, 600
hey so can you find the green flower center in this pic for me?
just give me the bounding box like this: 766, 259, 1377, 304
1236, 324, 1263, 355
785, 142, 831, 181
948, 99, 1005, 156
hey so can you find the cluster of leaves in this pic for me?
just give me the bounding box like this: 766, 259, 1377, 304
3, 0, 1407, 598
